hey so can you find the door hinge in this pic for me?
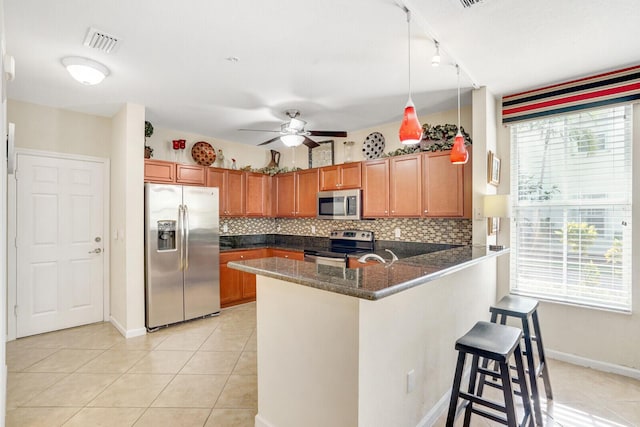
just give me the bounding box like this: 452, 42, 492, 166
14, 305, 17, 317
14, 237, 17, 248
13, 170, 18, 180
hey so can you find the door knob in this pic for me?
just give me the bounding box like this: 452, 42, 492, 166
88, 248, 102, 254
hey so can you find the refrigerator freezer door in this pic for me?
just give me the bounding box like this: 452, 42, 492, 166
183, 186, 220, 319
145, 184, 185, 328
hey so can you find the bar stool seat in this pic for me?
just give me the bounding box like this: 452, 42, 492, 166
446, 321, 533, 427
489, 295, 553, 426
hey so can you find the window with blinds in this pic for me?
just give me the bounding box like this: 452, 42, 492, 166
510, 105, 632, 311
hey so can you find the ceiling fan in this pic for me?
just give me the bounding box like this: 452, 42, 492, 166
239, 110, 347, 148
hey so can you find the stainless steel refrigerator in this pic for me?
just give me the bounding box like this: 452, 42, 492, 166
144, 183, 220, 330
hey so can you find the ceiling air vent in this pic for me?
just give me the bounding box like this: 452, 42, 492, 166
83, 27, 119, 53
459, 0, 484, 7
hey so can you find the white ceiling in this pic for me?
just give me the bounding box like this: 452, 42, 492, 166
4, 0, 640, 146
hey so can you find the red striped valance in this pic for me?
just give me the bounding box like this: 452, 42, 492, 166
502, 65, 640, 124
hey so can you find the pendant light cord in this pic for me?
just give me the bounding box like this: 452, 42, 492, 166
456, 64, 461, 130
407, 9, 412, 100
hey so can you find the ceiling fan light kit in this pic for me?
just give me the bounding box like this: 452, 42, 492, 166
62, 56, 109, 85
241, 109, 347, 149
281, 134, 306, 147
398, 7, 422, 145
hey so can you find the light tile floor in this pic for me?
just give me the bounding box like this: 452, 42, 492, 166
7, 301, 640, 426
6, 303, 257, 427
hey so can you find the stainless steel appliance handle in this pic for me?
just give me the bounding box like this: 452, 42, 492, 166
184, 204, 190, 270
178, 204, 184, 271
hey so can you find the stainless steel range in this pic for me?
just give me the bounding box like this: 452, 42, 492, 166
303, 230, 374, 268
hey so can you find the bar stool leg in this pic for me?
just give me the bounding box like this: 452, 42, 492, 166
532, 310, 553, 400
513, 342, 534, 427
521, 317, 543, 426
499, 359, 518, 427
446, 352, 466, 427
463, 354, 480, 426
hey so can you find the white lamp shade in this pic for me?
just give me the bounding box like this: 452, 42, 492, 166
62, 57, 109, 85
484, 194, 511, 218
281, 134, 305, 147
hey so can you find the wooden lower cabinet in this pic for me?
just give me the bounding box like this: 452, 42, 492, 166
219, 248, 303, 307
270, 249, 304, 261
219, 249, 268, 307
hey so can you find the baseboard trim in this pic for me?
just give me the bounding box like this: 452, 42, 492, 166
547, 349, 640, 380
254, 414, 275, 427
417, 389, 451, 427
109, 316, 147, 339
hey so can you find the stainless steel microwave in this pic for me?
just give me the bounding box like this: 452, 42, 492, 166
317, 189, 361, 220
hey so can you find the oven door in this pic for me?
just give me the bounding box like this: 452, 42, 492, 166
303, 252, 348, 268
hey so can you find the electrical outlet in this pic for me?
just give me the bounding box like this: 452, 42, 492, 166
311, 225, 316, 234
394, 227, 401, 239
407, 369, 415, 393
222, 223, 228, 233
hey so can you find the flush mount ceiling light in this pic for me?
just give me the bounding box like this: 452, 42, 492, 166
62, 56, 110, 85
450, 64, 469, 164
431, 41, 441, 67
398, 7, 423, 145
281, 134, 305, 147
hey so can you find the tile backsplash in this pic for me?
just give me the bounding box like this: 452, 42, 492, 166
220, 217, 471, 245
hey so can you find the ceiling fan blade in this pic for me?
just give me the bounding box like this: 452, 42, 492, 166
238, 128, 280, 133
258, 135, 284, 146
308, 130, 348, 137
303, 137, 320, 149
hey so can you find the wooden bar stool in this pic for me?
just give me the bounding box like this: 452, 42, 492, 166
488, 295, 553, 426
446, 321, 533, 427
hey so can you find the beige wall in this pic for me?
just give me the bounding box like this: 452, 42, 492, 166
145, 126, 274, 170
7, 99, 112, 157
496, 103, 640, 372
109, 103, 146, 337
287, 106, 472, 168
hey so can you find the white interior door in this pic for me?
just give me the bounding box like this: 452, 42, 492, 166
16, 153, 105, 337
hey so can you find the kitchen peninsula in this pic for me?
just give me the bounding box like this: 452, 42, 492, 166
229, 246, 507, 427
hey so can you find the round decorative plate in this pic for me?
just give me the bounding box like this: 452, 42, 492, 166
191, 141, 216, 166
362, 132, 385, 159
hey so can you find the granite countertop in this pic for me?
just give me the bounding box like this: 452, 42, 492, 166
228, 245, 509, 300
219, 234, 458, 259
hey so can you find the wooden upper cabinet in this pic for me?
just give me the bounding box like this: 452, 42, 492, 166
362, 159, 390, 218
206, 167, 245, 217
389, 154, 422, 217
176, 164, 206, 186
245, 172, 271, 217
144, 159, 175, 183
226, 170, 245, 216
422, 148, 472, 218
275, 173, 296, 217
275, 169, 318, 217
319, 162, 362, 191
295, 168, 319, 217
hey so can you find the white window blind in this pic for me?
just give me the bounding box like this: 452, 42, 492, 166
510, 105, 632, 311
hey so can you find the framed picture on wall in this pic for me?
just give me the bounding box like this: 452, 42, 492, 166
488, 151, 501, 186
308, 140, 334, 168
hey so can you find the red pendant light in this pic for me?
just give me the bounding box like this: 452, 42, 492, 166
450, 64, 469, 164
450, 132, 469, 164
399, 98, 422, 144
399, 9, 422, 145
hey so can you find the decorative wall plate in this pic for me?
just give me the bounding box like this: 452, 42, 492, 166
362, 132, 385, 159
191, 141, 216, 166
